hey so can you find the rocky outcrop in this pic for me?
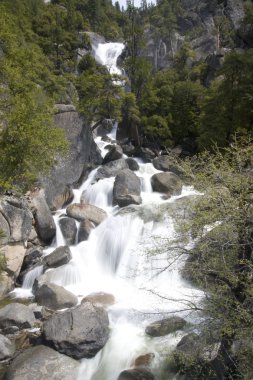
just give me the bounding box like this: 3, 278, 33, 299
95, 159, 128, 180
58, 217, 77, 246
0, 334, 15, 360
40, 108, 102, 210
0, 197, 32, 243
0, 303, 36, 330
34, 282, 78, 310
43, 302, 109, 359
145, 316, 186, 337
102, 145, 123, 164
118, 369, 155, 380
66, 203, 107, 225
113, 169, 142, 207
151, 172, 182, 196
43, 246, 71, 269
3, 345, 79, 380
30, 189, 56, 244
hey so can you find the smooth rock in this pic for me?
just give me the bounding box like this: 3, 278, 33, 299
66, 203, 107, 225
0, 303, 35, 330
2, 244, 26, 279
81, 292, 115, 307
113, 169, 142, 207
145, 316, 187, 337
95, 159, 128, 180
0, 334, 15, 360
126, 158, 140, 171
151, 172, 182, 196
43, 246, 71, 269
34, 282, 78, 310
30, 189, 56, 244
0, 273, 14, 299
43, 302, 109, 359
102, 145, 123, 164
3, 345, 79, 380
117, 369, 155, 380
0, 197, 32, 243
58, 217, 77, 245
133, 353, 155, 368
77, 220, 94, 242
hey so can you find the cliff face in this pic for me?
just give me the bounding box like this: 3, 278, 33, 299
147, 0, 245, 70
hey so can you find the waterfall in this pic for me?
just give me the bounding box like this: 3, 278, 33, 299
94, 42, 124, 76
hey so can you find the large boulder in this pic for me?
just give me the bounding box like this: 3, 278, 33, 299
0, 197, 32, 243
95, 159, 128, 180
0, 213, 10, 245
117, 369, 155, 380
30, 189, 56, 244
66, 203, 107, 225
21, 247, 43, 272
43, 246, 71, 269
145, 316, 186, 337
113, 169, 142, 207
3, 345, 79, 380
40, 109, 102, 210
0, 334, 15, 360
34, 282, 78, 310
102, 145, 123, 164
77, 219, 94, 243
0, 273, 14, 299
43, 302, 109, 359
151, 172, 182, 196
0, 303, 36, 330
126, 158, 139, 172
81, 292, 115, 307
58, 217, 77, 246
2, 243, 26, 279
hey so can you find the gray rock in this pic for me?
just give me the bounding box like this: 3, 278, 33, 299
126, 158, 140, 171
102, 145, 123, 164
145, 316, 187, 337
152, 156, 186, 178
113, 169, 142, 207
0, 334, 15, 360
54, 104, 76, 113
0, 197, 32, 243
0, 273, 14, 299
34, 282, 78, 310
0, 303, 36, 330
77, 219, 94, 242
30, 189, 56, 244
43, 302, 109, 359
43, 246, 71, 269
95, 159, 128, 180
2, 243, 26, 279
81, 292, 115, 307
0, 213, 10, 245
3, 345, 79, 380
58, 217, 77, 245
151, 172, 182, 196
40, 110, 102, 210
22, 247, 43, 272
66, 203, 107, 225
117, 369, 155, 380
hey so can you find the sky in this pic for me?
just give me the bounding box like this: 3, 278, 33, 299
112, 0, 156, 8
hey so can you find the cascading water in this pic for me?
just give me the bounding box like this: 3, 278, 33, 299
15, 42, 203, 379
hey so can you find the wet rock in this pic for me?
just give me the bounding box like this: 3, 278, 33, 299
118, 369, 155, 380
145, 316, 187, 337
103, 145, 123, 164
34, 282, 78, 311
43, 246, 71, 269
2, 243, 26, 279
121, 142, 136, 156
113, 169, 142, 207
22, 247, 43, 272
95, 159, 128, 180
30, 189, 56, 244
126, 158, 139, 171
81, 292, 115, 307
3, 345, 79, 380
151, 172, 182, 196
43, 302, 109, 359
58, 217, 77, 246
133, 353, 155, 368
0, 303, 36, 330
0, 197, 32, 243
77, 220, 94, 243
66, 203, 107, 225
0, 334, 15, 360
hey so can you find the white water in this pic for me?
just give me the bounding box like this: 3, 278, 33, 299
14, 42, 203, 379
94, 42, 124, 76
